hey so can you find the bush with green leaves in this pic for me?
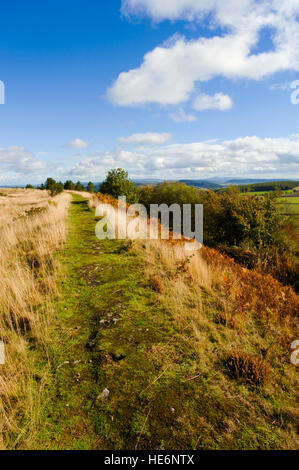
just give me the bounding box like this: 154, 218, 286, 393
64, 180, 75, 190
75, 181, 85, 191
100, 168, 138, 204
87, 181, 95, 193
43, 178, 64, 197
138, 182, 296, 286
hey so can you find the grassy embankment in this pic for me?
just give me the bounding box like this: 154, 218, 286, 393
1, 191, 298, 449
39, 194, 298, 450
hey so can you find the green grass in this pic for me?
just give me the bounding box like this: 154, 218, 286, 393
35, 195, 298, 450
243, 190, 294, 196
36, 195, 174, 449
277, 197, 299, 215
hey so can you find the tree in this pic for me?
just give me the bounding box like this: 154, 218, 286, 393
75, 181, 84, 191
87, 181, 95, 193
43, 178, 64, 197
25, 184, 34, 189
100, 168, 138, 203
45, 177, 56, 191
64, 180, 75, 190
50, 181, 64, 197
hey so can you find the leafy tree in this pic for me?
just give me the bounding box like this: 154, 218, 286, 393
50, 181, 64, 197
75, 181, 85, 191
139, 181, 201, 208
43, 178, 64, 197
100, 168, 138, 203
45, 177, 56, 191
87, 181, 95, 193
64, 180, 75, 190
25, 184, 34, 189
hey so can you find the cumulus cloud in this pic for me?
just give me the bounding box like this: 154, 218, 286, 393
65, 135, 299, 180
2, 135, 298, 184
108, 1, 299, 106
66, 138, 90, 149
193, 93, 233, 111
0, 146, 49, 176
169, 108, 197, 122
118, 132, 172, 145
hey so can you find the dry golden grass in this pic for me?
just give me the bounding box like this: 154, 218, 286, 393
0, 188, 71, 449
139, 239, 299, 448
225, 350, 272, 385
0, 188, 51, 225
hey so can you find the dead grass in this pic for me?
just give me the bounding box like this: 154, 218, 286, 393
225, 350, 272, 385
0, 188, 71, 449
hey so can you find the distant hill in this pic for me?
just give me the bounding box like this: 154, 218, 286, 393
178, 179, 222, 189
132, 179, 164, 186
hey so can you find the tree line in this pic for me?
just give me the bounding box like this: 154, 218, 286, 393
26, 179, 95, 196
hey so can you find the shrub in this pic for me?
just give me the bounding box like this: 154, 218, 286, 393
64, 180, 75, 190
100, 168, 138, 204
225, 350, 271, 385
150, 275, 164, 293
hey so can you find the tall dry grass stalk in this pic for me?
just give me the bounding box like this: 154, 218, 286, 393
0, 189, 71, 449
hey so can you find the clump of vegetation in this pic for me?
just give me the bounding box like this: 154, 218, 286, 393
87, 181, 95, 193
44, 177, 64, 197
138, 181, 298, 289
64, 180, 75, 190
225, 350, 272, 385
100, 168, 138, 203
150, 274, 164, 293
238, 180, 299, 193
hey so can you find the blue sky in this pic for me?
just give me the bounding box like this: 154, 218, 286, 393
0, 0, 299, 184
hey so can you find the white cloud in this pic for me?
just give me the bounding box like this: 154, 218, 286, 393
193, 93, 233, 111
0, 146, 49, 175
66, 138, 90, 149
169, 108, 197, 122
118, 132, 172, 145
108, 1, 299, 106
65, 134, 299, 180
2, 135, 298, 184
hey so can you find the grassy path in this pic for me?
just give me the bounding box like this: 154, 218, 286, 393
38, 195, 170, 450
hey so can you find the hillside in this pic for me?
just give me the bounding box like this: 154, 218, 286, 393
178, 180, 222, 190
0, 190, 298, 450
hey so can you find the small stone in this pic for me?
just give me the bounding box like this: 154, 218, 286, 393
98, 388, 110, 400
154, 445, 165, 450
